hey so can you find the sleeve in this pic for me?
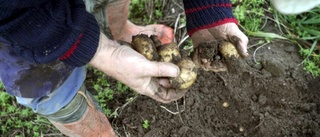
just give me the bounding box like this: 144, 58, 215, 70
183, 0, 238, 36
0, 0, 100, 67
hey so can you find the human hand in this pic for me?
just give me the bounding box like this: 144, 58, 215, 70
89, 33, 186, 103
190, 23, 249, 72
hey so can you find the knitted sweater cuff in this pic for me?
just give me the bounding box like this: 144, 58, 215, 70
0, 0, 100, 67
58, 16, 100, 67
183, 0, 238, 36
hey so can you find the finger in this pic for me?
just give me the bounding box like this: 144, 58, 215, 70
192, 48, 201, 67
206, 61, 228, 72
155, 88, 187, 103
142, 78, 186, 103
158, 78, 172, 88
200, 59, 211, 71
229, 30, 249, 58
201, 58, 208, 64
144, 61, 180, 78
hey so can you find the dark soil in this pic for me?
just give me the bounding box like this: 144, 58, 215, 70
111, 39, 320, 137
105, 1, 320, 137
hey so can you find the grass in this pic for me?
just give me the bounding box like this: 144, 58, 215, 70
232, 0, 320, 77
275, 8, 320, 77
1, 0, 319, 136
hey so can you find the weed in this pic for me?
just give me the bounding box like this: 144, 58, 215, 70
86, 67, 131, 117
275, 7, 320, 77
300, 43, 320, 77
142, 119, 149, 129
232, 0, 320, 77
232, 0, 265, 32
129, 0, 165, 24
0, 82, 59, 137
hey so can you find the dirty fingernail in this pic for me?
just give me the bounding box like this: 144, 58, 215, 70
242, 52, 249, 58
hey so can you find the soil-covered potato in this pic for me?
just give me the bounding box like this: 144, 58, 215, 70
170, 58, 197, 90
131, 34, 197, 90
132, 34, 159, 61
157, 42, 181, 63
219, 41, 240, 58
197, 40, 244, 73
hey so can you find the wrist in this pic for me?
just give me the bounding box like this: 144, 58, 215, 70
88, 33, 118, 74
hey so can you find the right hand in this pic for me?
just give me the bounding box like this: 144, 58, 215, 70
89, 33, 187, 103
191, 23, 249, 72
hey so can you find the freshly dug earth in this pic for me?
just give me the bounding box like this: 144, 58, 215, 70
111, 39, 320, 137
107, 1, 319, 137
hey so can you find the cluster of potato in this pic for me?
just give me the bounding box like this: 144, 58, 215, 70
132, 34, 197, 90
131, 34, 242, 90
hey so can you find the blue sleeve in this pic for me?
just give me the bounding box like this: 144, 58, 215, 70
0, 0, 100, 67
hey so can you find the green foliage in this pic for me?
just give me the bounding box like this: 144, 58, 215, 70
300, 47, 320, 77
87, 67, 130, 117
0, 82, 58, 137
232, 0, 265, 32
142, 119, 149, 129
129, 0, 165, 24
232, 0, 320, 77
275, 7, 320, 77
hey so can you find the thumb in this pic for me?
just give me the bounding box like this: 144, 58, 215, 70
230, 29, 249, 58
144, 61, 180, 78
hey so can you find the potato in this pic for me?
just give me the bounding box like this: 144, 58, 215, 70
219, 41, 240, 58
157, 42, 181, 63
219, 41, 247, 74
131, 34, 197, 90
170, 58, 197, 90
132, 34, 159, 61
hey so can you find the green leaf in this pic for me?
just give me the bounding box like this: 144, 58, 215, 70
301, 16, 320, 24
246, 31, 287, 40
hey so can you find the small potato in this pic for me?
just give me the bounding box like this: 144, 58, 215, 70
170, 58, 197, 90
157, 42, 181, 63
132, 34, 159, 61
219, 42, 240, 58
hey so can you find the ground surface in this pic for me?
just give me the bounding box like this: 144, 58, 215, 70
105, 1, 320, 137
112, 40, 320, 137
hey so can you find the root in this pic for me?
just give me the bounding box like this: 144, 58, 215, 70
253, 43, 269, 64
160, 97, 186, 126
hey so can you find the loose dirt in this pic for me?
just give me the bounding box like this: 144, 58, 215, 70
111, 39, 319, 137
106, 1, 320, 136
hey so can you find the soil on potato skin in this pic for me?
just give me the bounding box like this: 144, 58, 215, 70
98, 1, 320, 137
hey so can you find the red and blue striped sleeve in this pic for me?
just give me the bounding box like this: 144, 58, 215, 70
183, 0, 238, 36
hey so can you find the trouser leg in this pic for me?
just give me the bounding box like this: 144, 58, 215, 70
84, 0, 122, 39
105, 0, 130, 38
44, 85, 116, 137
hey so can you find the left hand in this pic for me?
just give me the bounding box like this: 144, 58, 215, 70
89, 33, 187, 103
190, 23, 249, 72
